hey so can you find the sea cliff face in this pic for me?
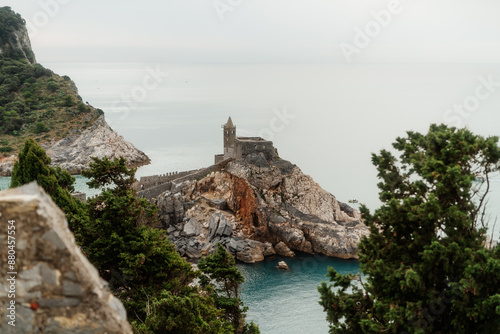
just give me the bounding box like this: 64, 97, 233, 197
46, 116, 150, 174
155, 156, 369, 263
0, 8, 150, 176
0, 117, 150, 176
0, 12, 35, 64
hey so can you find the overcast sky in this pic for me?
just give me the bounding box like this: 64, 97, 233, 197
2, 0, 500, 64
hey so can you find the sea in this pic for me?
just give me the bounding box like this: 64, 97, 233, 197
1, 62, 499, 333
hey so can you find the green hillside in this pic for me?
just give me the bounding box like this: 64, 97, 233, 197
0, 6, 102, 157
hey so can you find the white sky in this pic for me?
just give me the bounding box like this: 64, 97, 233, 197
3, 0, 500, 63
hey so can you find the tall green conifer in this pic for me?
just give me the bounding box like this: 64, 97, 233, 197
319, 124, 500, 333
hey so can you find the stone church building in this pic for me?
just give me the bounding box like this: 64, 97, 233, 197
215, 117, 276, 164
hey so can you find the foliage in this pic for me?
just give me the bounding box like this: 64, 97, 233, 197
34, 121, 49, 133
9, 138, 88, 233
0, 7, 32, 62
0, 146, 13, 152
199, 243, 250, 333
319, 124, 500, 333
81, 157, 233, 333
134, 290, 233, 334
0, 7, 101, 153
83, 156, 136, 194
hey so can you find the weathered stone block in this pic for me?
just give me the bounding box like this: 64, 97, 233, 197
0, 183, 132, 333
63, 281, 84, 297
183, 218, 199, 236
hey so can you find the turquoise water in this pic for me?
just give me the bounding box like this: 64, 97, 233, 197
0, 177, 9, 191
0, 176, 101, 199
237, 253, 360, 334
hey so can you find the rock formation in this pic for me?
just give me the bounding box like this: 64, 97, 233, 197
46, 116, 150, 175
0, 7, 150, 176
276, 261, 290, 271
0, 10, 35, 64
0, 156, 16, 177
0, 183, 132, 333
156, 156, 369, 263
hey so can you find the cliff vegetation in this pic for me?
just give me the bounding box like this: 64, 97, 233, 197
0, 7, 102, 157
0, 7, 149, 175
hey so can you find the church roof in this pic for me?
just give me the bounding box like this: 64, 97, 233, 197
226, 116, 234, 128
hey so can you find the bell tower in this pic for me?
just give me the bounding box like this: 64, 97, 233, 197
223, 116, 236, 158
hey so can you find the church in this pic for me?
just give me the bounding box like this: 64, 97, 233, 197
214, 117, 276, 164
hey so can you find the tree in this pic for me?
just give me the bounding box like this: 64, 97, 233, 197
198, 243, 251, 334
10, 138, 82, 211
82, 156, 233, 333
10, 139, 90, 246
319, 124, 500, 333
83, 156, 136, 194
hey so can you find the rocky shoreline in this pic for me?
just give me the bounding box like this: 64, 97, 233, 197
154, 155, 369, 263
0, 116, 150, 176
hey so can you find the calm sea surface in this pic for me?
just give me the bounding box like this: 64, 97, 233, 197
1, 63, 499, 333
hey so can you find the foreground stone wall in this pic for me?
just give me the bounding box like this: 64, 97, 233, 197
0, 183, 132, 334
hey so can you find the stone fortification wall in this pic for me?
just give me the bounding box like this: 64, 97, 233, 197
138, 181, 174, 201
138, 170, 193, 188
138, 162, 232, 201
0, 183, 132, 334
214, 154, 225, 164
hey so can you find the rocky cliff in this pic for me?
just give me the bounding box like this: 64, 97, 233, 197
0, 183, 132, 333
46, 116, 150, 174
0, 7, 35, 64
0, 7, 150, 175
156, 155, 369, 263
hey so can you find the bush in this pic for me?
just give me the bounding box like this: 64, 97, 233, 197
0, 146, 13, 153
61, 94, 74, 107
77, 102, 89, 113
34, 121, 49, 133
47, 81, 59, 93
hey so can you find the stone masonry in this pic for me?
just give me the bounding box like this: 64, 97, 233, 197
215, 117, 276, 164
0, 183, 132, 334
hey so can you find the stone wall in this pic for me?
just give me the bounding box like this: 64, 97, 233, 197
138, 161, 232, 201
138, 170, 192, 188
214, 154, 225, 164
0, 183, 132, 334
235, 138, 276, 161
138, 181, 174, 201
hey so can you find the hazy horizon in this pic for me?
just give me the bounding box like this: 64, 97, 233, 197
3, 1, 500, 64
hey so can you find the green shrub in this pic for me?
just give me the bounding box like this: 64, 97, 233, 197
34, 121, 49, 133
61, 94, 74, 107
77, 102, 89, 113
0, 146, 13, 152
47, 81, 59, 92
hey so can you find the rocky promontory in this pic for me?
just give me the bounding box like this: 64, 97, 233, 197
0, 7, 150, 175
154, 155, 369, 263
46, 116, 150, 175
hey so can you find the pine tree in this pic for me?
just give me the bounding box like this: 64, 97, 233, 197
319, 124, 500, 333
10, 138, 87, 226
199, 243, 256, 334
